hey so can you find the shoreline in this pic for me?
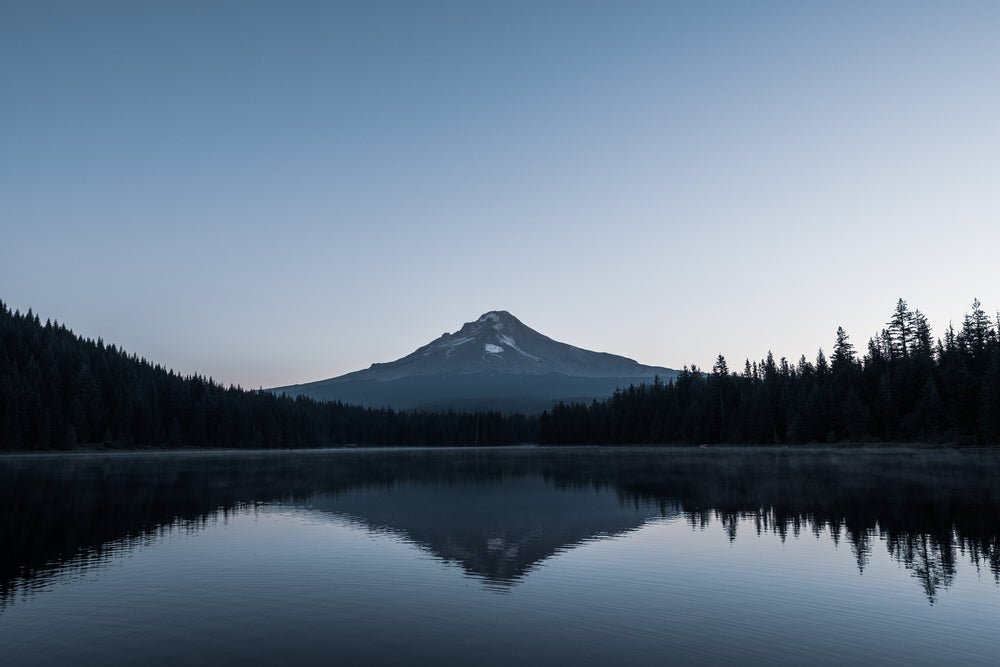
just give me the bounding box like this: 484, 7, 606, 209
0, 441, 992, 458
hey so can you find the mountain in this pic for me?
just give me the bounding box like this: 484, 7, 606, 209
270, 311, 679, 412
305, 478, 669, 589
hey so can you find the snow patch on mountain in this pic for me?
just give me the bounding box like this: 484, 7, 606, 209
430, 335, 475, 358
268, 310, 682, 412
444, 336, 475, 348
498, 334, 540, 362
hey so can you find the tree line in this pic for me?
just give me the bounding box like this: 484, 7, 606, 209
541, 298, 1000, 445
0, 300, 534, 450
2, 297, 998, 450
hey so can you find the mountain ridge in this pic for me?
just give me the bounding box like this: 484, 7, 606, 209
270, 310, 679, 412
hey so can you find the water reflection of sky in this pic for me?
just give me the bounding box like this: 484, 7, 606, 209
3, 497, 1000, 666
2, 448, 1000, 665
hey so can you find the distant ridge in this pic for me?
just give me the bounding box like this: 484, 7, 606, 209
270, 311, 679, 412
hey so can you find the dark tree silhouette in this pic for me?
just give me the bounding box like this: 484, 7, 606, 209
3, 297, 998, 450
541, 298, 1000, 446
0, 300, 535, 450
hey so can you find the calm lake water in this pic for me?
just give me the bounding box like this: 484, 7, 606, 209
1, 446, 999, 665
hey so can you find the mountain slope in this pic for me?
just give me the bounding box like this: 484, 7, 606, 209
270, 311, 679, 412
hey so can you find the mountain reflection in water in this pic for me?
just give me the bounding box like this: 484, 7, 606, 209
1, 446, 999, 606
303, 478, 667, 589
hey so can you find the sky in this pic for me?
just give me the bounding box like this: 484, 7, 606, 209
2, 1, 998, 389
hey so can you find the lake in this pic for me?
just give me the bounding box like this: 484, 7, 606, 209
1, 446, 999, 665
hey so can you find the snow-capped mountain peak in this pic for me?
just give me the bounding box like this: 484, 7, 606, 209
270, 311, 679, 412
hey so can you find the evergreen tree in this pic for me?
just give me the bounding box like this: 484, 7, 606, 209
912, 310, 933, 360
960, 298, 994, 364
887, 298, 915, 359
831, 327, 856, 372
4, 297, 999, 450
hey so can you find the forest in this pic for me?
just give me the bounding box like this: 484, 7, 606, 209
0, 300, 533, 450
1, 298, 998, 450
541, 299, 1000, 446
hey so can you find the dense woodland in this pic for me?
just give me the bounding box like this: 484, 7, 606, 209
542, 299, 1000, 445
0, 300, 534, 450
1, 297, 998, 450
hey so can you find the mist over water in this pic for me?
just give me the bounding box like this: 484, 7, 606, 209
2, 447, 999, 665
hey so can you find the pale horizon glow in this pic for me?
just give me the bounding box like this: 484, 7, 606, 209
2, 2, 998, 389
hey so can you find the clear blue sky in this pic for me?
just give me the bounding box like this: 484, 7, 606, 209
3, 1, 998, 388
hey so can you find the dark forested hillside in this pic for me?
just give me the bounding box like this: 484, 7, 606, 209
2, 298, 998, 451
541, 299, 1000, 446
0, 301, 535, 451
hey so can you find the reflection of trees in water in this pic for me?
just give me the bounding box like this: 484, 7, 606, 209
548, 447, 1000, 602
0, 507, 245, 612
649, 497, 993, 603
1, 447, 999, 606
846, 526, 873, 573
887, 532, 957, 603
670, 506, 975, 603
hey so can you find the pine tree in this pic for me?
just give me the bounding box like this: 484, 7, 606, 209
712, 354, 729, 377
912, 310, 933, 359
831, 327, 856, 372
887, 299, 915, 359
960, 298, 994, 364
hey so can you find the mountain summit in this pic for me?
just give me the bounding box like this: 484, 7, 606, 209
270, 311, 678, 412
363, 310, 667, 379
